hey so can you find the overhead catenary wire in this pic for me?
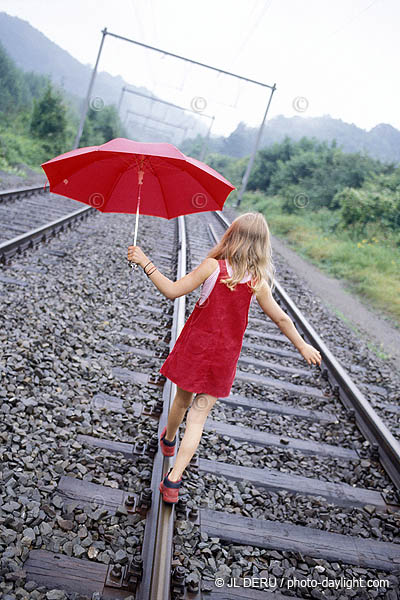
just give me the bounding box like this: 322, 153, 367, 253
129, 0, 157, 90
288, 0, 382, 74
229, 0, 274, 71
327, 0, 381, 39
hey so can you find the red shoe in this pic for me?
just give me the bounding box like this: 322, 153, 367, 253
159, 468, 182, 504
160, 426, 176, 457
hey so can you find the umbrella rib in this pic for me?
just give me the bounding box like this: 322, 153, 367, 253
108, 165, 134, 210
182, 160, 218, 203
168, 156, 232, 207
48, 154, 118, 192
155, 172, 170, 220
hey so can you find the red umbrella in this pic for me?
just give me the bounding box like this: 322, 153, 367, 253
41, 138, 235, 249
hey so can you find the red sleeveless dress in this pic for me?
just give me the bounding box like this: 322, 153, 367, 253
159, 259, 254, 397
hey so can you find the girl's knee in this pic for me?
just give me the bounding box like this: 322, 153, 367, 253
187, 393, 217, 423
195, 393, 217, 410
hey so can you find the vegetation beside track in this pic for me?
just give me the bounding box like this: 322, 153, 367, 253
206, 137, 400, 325
234, 191, 400, 325
0, 41, 125, 176
2, 35, 399, 325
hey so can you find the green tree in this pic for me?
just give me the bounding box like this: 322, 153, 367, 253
223, 122, 254, 158
80, 105, 123, 147
248, 136, 300, 191
24, 70, 49, 104
30, 83, 68, 155
181, 134, 206, 159
0, 42, 27, 115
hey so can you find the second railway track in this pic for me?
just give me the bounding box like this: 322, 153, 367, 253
0, 195, 399, 600
0, 185, 96, 264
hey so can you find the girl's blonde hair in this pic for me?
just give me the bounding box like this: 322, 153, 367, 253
206, 212, 275, 296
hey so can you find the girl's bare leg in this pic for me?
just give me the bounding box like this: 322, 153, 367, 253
168, 393, 217, 482
165, 386, 194, 442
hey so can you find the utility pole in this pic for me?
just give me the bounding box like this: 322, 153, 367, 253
236, 83, 277, 207
200, 116, 215, 161
117, 86, 126, 114
73, 28, 108, 149
72, 26, 276, 191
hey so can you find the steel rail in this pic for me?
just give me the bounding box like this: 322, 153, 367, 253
213, 210, 400, 494
0, 184, 48, 203
140, 215, 187, 599
0, 205, 95, 264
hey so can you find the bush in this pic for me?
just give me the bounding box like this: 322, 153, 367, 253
248, 136, 387, 212
207, 153, 246, 189
336, 182, 400, 238
0, 129, 47, 170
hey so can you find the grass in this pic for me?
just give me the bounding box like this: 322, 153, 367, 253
233, 191, 400, 327
0, 126, 48, 174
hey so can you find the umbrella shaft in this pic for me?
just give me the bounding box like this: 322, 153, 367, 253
133, 181, 142, 246
133, 203, 140, 246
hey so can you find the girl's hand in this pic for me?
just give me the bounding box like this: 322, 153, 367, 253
299, 343, 322, 366
127, 245, 148, 268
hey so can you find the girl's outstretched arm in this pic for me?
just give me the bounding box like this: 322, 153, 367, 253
256, 280, 322, 366
127, 245, 218, 300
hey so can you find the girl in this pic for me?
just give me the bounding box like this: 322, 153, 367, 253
127, 212, 321, 504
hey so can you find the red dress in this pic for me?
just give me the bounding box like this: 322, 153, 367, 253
159, 259, 254, 397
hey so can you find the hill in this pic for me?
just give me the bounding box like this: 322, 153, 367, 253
260, 115, 400, 164
205, 115, 400, 164
1, 11, 399, 163
0, 12, 205, 145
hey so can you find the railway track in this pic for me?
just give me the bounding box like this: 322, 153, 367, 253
0, 184, 96, 264
0, 196, 399, 600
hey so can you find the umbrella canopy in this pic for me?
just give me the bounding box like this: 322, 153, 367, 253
41, 138, 235, 220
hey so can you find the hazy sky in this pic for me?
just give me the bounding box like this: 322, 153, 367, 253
1, 0, 399, 135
